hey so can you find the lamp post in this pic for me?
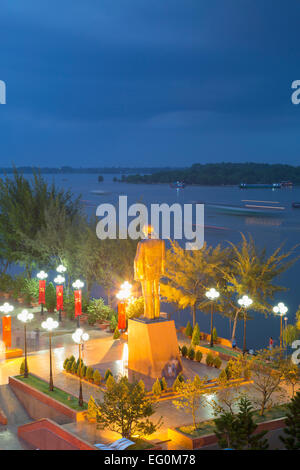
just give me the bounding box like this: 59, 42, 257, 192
72, 280, 84, 327
238, 295, 253, 354
205, 288, 220, 347
116, 281, 132, 331
37, 271, 48, 316
17, 310, 34, 378
273, 302, 288, 349
42, 317, 59, 391
72, 328, 89, 407
54, 275, 65, 322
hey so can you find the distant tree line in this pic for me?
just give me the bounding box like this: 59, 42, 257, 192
117, 162, 300, 185
0, 166, 179, 175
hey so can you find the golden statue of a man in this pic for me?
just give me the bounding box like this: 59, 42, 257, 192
134, 225, 165, 319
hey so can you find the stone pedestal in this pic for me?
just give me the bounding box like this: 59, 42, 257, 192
128, 316, 182, 379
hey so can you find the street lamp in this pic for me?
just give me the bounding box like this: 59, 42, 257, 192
56, 264, 67, 274
72, 328, 89, 407
72, 280, 84, 327
116, 281, 132, 331
17, 310, 34, 378
238, 295, 253, 354
273, 302, 288, 349
0, 303, 14, 314
42, 317, 59, 391
54, 275, 65, 322
37, 271, 48, 316
205, 288, 220, 347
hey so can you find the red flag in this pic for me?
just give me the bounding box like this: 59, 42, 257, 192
118, 302, 126, 330
74, 289, 82, 317
2, 316, 11, 349
39, 280, 46, 305
56, 285, 64, 311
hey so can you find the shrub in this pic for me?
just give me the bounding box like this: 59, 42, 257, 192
206, 353, 215, 367
11, 275, 26, 300
104, 369, 113, 381
110, 314, 118, 331
0, 273, 13, 293
21, 278, 39, 304
218, 369, 227, 381
82, 365, 87, 378
64, 293, 75, 320
86, 367, 94, 381
71, 361, 78, 375
187, 347, 195, 360
214, 356, 222, 369
195, 350, 203, 362
184, 321, 193, 337
87, 298, 114, 325
152, 378, 162, 396
45, 282, 56, 312
138, 379, 145, 393
191, 323, 201, 346
126, 297, 144, 319
20, 359, 28, 375
93, 369, 102, 385
106, 374, 115, 389
113, 327, 120, 339
65, 360, 73, 372
63, 358, 69, 369
212, 327, 218, 342
160, 377, 168, 391
173, 376, 182, 392
181, 345, 188, 357
69, 355, 75, 365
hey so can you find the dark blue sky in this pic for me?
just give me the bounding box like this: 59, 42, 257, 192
1, 0, 300, 167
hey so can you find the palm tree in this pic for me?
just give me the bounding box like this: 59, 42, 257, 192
222, 234, 297, 342
160, 241, 228, 327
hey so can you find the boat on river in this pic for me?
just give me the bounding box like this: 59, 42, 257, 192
206, 202, 285, 216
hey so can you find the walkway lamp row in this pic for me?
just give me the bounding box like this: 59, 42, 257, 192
36, 266, 84, 326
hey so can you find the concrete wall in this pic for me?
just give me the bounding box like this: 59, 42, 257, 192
9, 376, 85, 425
18, 419, 96, 450
168, 417, 286, 449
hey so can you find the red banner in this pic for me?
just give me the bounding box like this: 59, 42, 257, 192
118, 302, 126, 330
2, 316, 11, 349
74, 289, 82, 317
56, 285, 64, 311
39, 280, 46, 305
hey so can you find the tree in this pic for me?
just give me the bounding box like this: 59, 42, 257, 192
281, 359, 299, 398
126, 297, 144, 319
191, 323, 201, 346
173, 375, 208, 429
0, 169, 80, 276
214, 397, 269, 450
250, 348, 286, 416
209, 356, 251, 415
184, 321, 193, 337
95, 376, 162, 438
161, 241, 228, 327
222, 234, 297, 342
280, 391, 300, 450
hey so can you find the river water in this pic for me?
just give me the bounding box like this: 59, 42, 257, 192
10, 173, 300, 350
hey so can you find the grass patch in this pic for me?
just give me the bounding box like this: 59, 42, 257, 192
177, 404, 288, 438
204, 344, 240, 357
16, 374, 87, 411
127, 438, 154, 450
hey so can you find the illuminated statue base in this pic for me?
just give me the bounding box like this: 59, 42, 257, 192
128, 317, 182, 379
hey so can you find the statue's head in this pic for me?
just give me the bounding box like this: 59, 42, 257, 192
142, 224, 155, 238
